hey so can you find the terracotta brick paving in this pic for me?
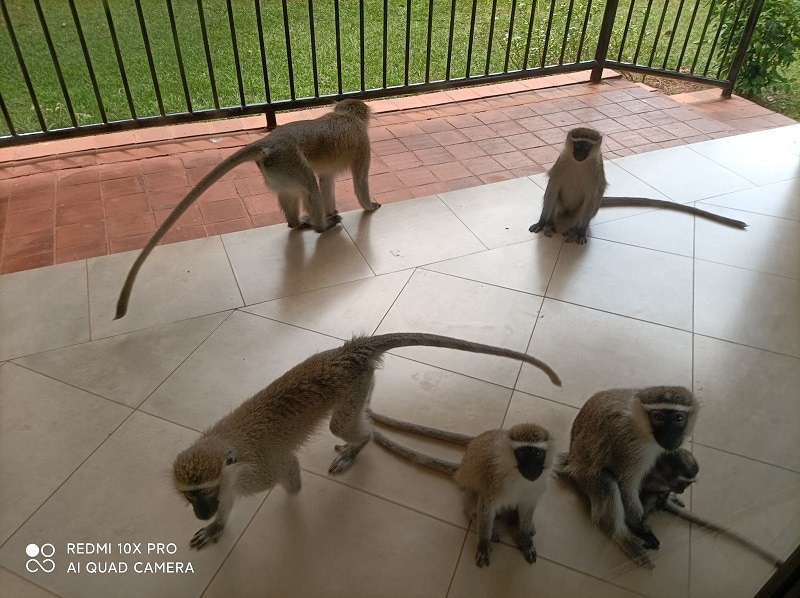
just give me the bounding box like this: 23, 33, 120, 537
0, 71, 795, 275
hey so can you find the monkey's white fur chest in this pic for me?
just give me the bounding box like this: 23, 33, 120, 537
557, 168, 593, 213
496, 474, 545, 511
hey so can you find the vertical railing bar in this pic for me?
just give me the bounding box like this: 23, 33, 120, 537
617, 0, 638, 62
716, 0, 747, 79
591, 0, 619, 80
632, 0, 654, 64
404, 0, 412, 85
540, 0, 557, 67
445, 0, 457, 80
484, 0, 498, 75
333, 0, 343, 95
661, 0, 685, 69
465, 0, 478, 77
425, 0, 434, 83
308, 0, 319, 97
647, 0, 671, 66
724, 0, 765, 96
32, 0, 77, 127
359, 0, 365, 90
576, 0, 594, 62
503, 0, 518, 72
382, 0, 388, 89
225, 0, 246, 106
280, 0, 296, 100
676, 0, 701, 71
254, 0, 272, 103
703, 0, 732, 75
103, 0, 138, 119
196, 0, 220, 109
690, 0, 717, 73
133, 0, 165, 115
522, 0, 537, 69
68, 0, 107, 123
166, 0, 193, 112
559, 0, 576, 65
0, 91, 17, 137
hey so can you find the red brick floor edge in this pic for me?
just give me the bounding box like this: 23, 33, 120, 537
0, 72, 795, 275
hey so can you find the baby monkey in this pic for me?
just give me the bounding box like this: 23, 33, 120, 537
529, 127, 748, 244
172, 333, 560, 550
642, 449, 784, 567
369, 411, 552, 567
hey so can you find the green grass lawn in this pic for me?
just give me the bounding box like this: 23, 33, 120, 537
1, 0, 734, 135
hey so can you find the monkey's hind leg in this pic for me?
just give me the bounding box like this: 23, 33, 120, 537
582, 471, 655, 569
280, 456, 302, 494
277, 192, 304, 229
351, 158, 381, 212
328, 373, 375, 474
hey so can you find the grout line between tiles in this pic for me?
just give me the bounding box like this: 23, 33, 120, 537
218, 234, 246, 309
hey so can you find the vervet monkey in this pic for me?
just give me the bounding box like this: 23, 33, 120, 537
369, 412, 552, 567
641, 449, 784, 567
529, 127, 748, 244
172, 332, 560, 549
555, 386, 699, 568
115, 99, 379, 319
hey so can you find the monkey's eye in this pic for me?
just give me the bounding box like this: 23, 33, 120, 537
200, 488, 216, 497
531, 448, 542, 458
673, 413, 685, 424
652, 411, 666, 423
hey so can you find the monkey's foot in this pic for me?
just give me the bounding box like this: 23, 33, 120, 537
619, 537, 655, 569
529, 221, 556, 236
667, 492, 686, 508
517, 536, 537, 564
476, 540, 492, 567
313, 213, 342, 233
190, 522, 224, 550
639, 531, 660, 550
328, 443, 364, 474
367, 202, 381, 211
563, 228, 588, 244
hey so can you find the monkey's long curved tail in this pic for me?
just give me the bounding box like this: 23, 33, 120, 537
372, 429, 459, 475
368, 410, 473, 445
663, 501, 784, 567
114, 142, 266, 320
353, 332, 561, 386
601, 197, 748, 229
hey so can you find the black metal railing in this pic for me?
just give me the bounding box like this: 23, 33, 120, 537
0, 0, 763, 147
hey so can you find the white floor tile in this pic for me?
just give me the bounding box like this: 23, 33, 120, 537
690, 134, 800, 185
340, 195, 486, 274
0, 567, 59, 598
614, 145, 754, 202
547, 238, 694, 330
589, 206, 695, 256
14, 313, 227, 407
0, 364, 131, 545
203, 474, 465, 598
222, 223, 374, 305
694, 335, 800, 471
87, 237, 242, 339
700, 177, 800, 221
242, 270, 412, 339
0, 261, 88, 361
376, 270, 549, 388
423, 238, 560, 296
694, 260, 800, 358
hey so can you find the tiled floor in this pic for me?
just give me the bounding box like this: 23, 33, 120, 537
1, 123, 798, 598
1, 71, 795, 275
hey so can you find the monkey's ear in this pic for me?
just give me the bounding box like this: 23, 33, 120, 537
224, 450, 238, 466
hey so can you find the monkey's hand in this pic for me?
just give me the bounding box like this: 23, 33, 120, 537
329, 443, 363, 474
529, 220, 556, 236
475, 539, 492, 567
563, 227, 588, 244
666, 492, 686, 508
517, 535, 537, 564
190, 521, 224, 550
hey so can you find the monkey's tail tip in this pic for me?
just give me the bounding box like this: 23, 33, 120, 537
113, 302, 127, 320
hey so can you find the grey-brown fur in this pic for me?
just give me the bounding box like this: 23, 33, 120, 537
556, 386, 699, 568
371, 416, 552, 567
529, 127, 747, 244
172, 332, 560, 549
115, 99, 378, 319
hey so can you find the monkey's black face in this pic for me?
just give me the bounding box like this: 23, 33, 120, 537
648, 410, 689, 450
514, 446, 547, 481
572, 140, 594, 162
184, 487, 220, 520
670, 476, 696, 494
